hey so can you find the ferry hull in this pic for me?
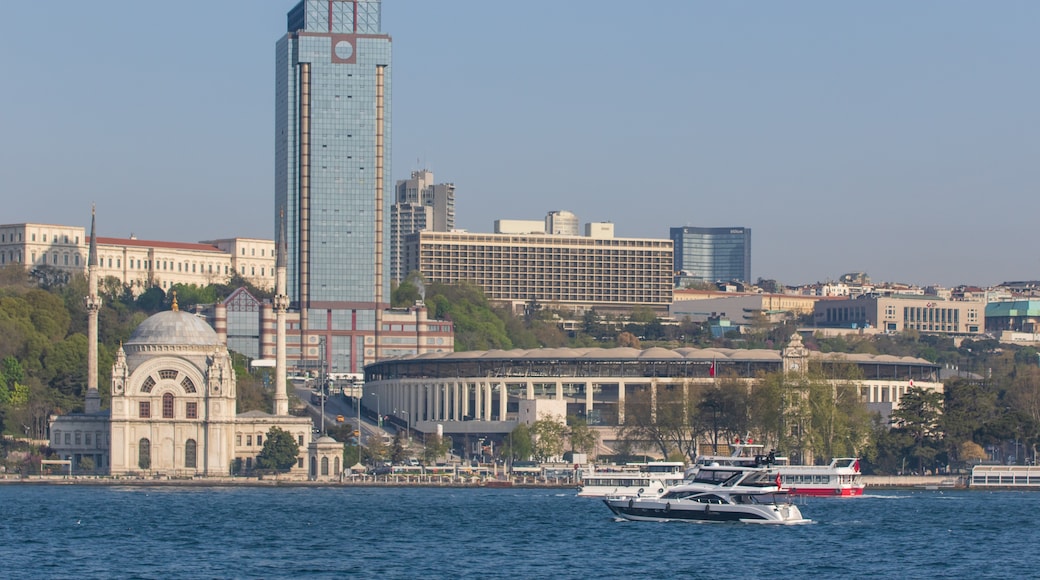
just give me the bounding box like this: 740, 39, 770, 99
786, 486, 864, 497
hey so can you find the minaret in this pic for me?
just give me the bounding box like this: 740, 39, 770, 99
273, 214, 289, 416
84, 206, 102, 414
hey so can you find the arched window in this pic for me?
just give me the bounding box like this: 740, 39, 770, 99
162, 393, 174, 418
185, 439, 197, 469
334, 457, 340, 475
310, 456, 317, 477
139, 438, 151, 469
321, 456, 329, 476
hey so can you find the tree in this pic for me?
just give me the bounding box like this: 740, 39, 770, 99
503, 423, 534, 462
389, 431, 407, 464
134, 287, 166, 313
616, 332, 640, 349
532, 417, 567, 461
392, 272, 424, 307
567, 416, 599, 458
697, 380, 749, 456
890, 387, 944, 475
958, 441, 987, 465
255, 427, 299, 472
423, 434, 452, 465
365, 436, 389, 464
619, 382, 706, 460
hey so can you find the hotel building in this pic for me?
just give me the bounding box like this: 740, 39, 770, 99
403, 230, 674, 315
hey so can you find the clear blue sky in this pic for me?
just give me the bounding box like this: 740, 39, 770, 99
2, 1, 1037, 287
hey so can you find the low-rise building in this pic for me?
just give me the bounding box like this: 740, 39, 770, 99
813, 295, 985, 335
0, 222, 275, 292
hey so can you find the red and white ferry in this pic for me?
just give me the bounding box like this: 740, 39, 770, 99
690, 443, 864, 497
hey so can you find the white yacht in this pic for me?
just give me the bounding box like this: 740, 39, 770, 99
604, 464, 811, 525
690, 443, 864, 497
578, 461, 686, 498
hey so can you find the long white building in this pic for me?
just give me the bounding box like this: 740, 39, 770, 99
0, 222, 275, 292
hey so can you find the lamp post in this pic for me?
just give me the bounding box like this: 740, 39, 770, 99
372, 393, 381, 428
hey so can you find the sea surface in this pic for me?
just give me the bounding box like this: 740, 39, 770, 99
0, 484, 1035, 579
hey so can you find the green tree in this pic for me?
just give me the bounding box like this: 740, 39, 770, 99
389, 431, 407, 464
503, 423, 534, 462
365, 436, 389, 463
168, 284, 218, 311
255, 427, 300, 472
532, 417, 567, 462
423, 434, 452, 465
890, 387, 944, 474
567, 416, 599, 457
392, 272, 424, 307
134, 287, 166, 313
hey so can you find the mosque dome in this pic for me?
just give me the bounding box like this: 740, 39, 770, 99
125, 310, 221, 348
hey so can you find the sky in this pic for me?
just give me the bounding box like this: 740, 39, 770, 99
1, 1, 1037, 288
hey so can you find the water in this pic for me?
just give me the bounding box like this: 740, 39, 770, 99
0, 485, 1034, 579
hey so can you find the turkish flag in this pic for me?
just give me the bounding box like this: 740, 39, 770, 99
709, 360, 716, 377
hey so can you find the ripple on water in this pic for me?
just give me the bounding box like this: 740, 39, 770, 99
3, 486, 1040, 579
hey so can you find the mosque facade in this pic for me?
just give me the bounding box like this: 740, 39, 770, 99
49, 213, 333, 480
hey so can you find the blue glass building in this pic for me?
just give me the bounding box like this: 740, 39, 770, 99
669, 227, 751, 285
275, 0, 392, 373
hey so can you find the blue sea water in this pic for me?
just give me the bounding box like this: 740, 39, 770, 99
0, 484, 1035, 579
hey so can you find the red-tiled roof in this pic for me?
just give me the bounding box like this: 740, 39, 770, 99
91, 237, 224, 253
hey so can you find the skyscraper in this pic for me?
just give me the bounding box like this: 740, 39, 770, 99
390, 169, 455, 282
275, 0, 392, 373
670, 226, 752, 286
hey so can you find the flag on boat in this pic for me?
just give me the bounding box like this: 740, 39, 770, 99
909, 378, 914, 387
775, 472, 782, 488
709, 358, 716, 377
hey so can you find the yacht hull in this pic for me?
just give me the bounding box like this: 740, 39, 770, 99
604, 498, 809, 525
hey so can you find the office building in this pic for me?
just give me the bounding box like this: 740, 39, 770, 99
275, 0, 393, 373
813, 295, 986, 335
670, 226, 751, 285
391, 169, 455, 282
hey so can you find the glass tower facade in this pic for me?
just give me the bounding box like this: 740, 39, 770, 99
669, 227, 751, 285
275, 0, 392, 373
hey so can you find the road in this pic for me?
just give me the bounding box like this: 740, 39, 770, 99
292, 383, 395, 447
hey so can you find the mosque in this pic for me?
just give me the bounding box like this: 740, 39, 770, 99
48, 212, 343, 480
